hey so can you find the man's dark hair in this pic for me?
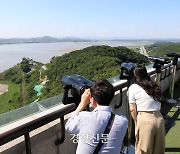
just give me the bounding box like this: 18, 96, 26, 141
90, 79, 115, 106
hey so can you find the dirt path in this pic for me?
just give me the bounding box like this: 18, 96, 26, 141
0, 84, 8, 95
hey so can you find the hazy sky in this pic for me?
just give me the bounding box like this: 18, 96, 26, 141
0, 0, 180, 39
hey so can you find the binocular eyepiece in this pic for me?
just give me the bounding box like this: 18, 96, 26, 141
61, 75, 93, 105
120, 62, 137, 80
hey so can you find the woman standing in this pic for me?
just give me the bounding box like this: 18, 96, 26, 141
128, 66, 165, 154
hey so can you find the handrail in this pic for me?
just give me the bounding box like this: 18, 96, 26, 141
0, 103, 76, 154
113, 80, 128, 91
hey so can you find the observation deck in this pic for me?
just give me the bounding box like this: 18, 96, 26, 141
0, 62, 180, 154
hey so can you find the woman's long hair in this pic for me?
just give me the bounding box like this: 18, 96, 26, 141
134, 66, 163, 102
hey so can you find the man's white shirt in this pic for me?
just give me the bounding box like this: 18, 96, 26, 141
65, 106, 128, 154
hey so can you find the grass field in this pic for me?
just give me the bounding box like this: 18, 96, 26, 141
0, 81, 21, 114
127, 46, 140, 53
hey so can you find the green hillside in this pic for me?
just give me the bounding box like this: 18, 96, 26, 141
0, 81, 21, 113
0, 45, 148, 113
146, 42, 180, 57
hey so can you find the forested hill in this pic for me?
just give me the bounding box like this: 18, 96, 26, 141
0, 45, 148, 112
146, 42, 180, 57
43, 45, 148, 97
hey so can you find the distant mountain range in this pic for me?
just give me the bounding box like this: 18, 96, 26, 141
0, 36, 180, 45
0, 36, 96, 45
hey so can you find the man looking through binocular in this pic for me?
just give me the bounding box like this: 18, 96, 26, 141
66, 79, 128, 154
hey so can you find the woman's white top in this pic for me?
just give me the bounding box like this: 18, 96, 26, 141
128, 83, 161, 111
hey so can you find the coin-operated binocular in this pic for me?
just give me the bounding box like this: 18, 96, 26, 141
166, 52, 180, 65
61, 75, 93, 106
166, 52, 180, 100
148, 56, 171, 85
120, 62, 137, 80
148, 56, 171, 73
115, 62, 136, 110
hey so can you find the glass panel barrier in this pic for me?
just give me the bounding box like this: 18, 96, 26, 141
37, 93, 64, 109
108, 75, 120, 84
0, 94, 63, 127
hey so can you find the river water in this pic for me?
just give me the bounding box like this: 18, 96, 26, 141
0, 41, 150, 72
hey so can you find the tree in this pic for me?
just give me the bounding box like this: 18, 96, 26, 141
20, 58, 32, 73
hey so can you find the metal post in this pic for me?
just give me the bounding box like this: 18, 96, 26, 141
156, 72, 161, 86
155, 63, 162, 86
127, 103, 133, 144
24, 133, 31, 154
55, 117, 65, 145
121, 80, 135, 153
170, 65, 177, 98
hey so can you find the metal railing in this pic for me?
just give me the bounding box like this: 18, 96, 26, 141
0, 103, 75, 154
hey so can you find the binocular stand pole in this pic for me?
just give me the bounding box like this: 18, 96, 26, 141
119, 62, 137, 154
154, 64, 161, 86
167, 64, 177, 104
170, 64, 176, 99
156, 72, 161, 86
121, 80, 135, 154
